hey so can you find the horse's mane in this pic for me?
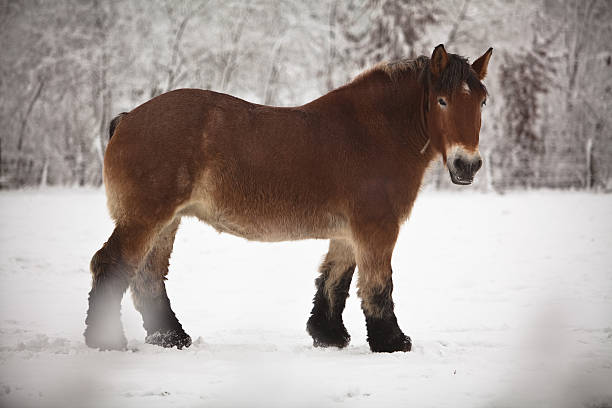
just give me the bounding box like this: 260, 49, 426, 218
354, 54, 488, 96
380, 56, 430, 81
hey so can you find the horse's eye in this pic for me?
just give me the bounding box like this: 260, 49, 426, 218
481, 99, 487, 107
438, 98, 447, 106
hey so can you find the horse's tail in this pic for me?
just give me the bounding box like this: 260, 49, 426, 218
109, 112, 128, 140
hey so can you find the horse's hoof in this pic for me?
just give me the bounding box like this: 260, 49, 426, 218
307, 315, 351, 349
312, 335, 351, 349
145, 330, 192, 349
369, 334, 412, 353
84, 326, 128, 351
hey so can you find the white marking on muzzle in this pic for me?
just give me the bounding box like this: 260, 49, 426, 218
446, 145, 481, 172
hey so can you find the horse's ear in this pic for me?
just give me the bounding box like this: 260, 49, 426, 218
430, 44, 449, 79
472, 47, 493, 80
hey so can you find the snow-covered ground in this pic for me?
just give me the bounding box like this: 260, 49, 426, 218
0, 189, 611, 408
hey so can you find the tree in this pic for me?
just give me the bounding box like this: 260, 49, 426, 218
549, 0, 612, 189
341, 0, 439, 66
494, 32, 554, 189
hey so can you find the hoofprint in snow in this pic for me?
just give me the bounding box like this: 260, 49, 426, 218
0, 189, 611, 408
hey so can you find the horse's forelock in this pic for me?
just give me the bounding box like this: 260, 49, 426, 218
433, 54, 488, 96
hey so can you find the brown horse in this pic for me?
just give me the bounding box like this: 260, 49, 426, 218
84, 44, 492, 352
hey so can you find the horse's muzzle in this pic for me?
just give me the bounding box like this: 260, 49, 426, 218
449, 169, 473, 185
448, 156, 482, 185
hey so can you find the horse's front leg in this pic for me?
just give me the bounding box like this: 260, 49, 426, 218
353, 220, 412, 353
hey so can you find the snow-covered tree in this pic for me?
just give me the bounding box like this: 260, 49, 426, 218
493, 33, 554, 189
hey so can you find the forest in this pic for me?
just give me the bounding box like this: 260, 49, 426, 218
1, 0, 610, 191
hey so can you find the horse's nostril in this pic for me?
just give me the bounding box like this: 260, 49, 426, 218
453, 158, 463, 171
474, 157, 482, 172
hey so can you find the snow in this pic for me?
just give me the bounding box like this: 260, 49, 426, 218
1, 189, 611, 407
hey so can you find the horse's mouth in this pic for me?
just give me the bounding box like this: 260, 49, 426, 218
449, 170, 473, 185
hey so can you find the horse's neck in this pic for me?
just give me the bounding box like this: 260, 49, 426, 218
338, 72, 432, 160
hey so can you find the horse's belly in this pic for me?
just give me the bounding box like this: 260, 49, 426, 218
182, 201, 348, 242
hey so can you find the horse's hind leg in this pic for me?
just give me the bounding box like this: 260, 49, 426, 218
84, 222, 158, 350
130, 218, 191, 349
307, 239, 356, 348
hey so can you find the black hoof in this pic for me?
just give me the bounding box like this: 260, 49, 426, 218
307, 314, 350, 348
369, 333, 412, 353
145, 330, 192, 349
84, 325, 127, 351
365, 315, 412, 353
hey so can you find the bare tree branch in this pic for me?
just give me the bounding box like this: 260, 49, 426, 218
445, 0, 470, 47
17, 78, 45, 152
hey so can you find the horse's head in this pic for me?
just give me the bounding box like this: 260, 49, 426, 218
425, 44, 492, 185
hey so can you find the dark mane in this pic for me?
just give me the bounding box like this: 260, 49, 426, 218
372, 54, 488, 95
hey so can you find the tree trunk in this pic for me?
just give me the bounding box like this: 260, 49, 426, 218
17, 79, 45, 152
220, 5, 249, 92
39, 157, 49, 188
585, 137, 593, 189
263, 37, 284, 105
326, 0, 338, 91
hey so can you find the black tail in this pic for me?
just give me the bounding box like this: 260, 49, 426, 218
109, 112, 128, 140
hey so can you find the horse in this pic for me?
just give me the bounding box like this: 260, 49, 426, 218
84, 44, 492, 353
